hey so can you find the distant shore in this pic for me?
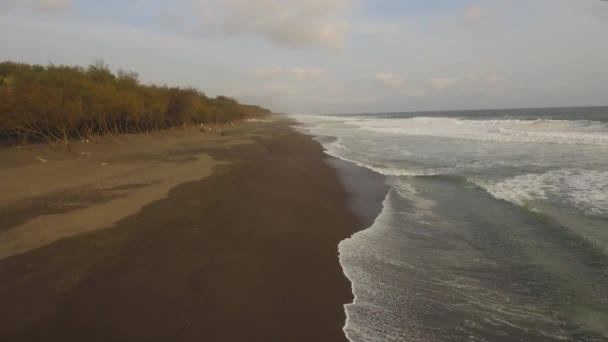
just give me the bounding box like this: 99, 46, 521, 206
0, 118, 386, 342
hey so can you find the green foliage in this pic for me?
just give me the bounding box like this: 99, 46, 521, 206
0, 61, 272, 147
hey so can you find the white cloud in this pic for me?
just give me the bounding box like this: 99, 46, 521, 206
292, 66, 327, 80
192, 0, 352, 49
254, 66, 287, 78
374, 72, 405, 89
226, 84, 292, 98
0, 0, 70, 11
254, 66, 327, 81
430, 78, 460, 91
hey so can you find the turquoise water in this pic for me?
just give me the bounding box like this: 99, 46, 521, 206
294, 107, 608, 342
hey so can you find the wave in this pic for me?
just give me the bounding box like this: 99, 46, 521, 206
294, 114, 608, 219
475, 169, 608, 217
293, 113, 608, 341
327, 140, 608, 218
322, 138, 448, 177
348, 117, 608, 146
338, 177, 608, 341
326, 135, 607, 216
339, 190, 429, 342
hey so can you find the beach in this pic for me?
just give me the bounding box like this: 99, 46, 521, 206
0, 118, 386, 342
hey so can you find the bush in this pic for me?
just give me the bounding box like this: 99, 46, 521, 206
0, 61, 272, 148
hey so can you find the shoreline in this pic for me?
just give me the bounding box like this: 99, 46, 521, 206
0, 118, 386, 341
328, 158, 389, 341
298, 129, 390, 341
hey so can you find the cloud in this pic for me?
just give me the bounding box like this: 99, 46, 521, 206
226, 84, 292, 98
292, 66, 327, 80
3, 0, 608, 113
401, 88, 429, 98
374, 72, 405, 89
0, 0, 71, 11
225, 84, 294, 110
487, 75, 504, 85
254, 66, 287, 78
158, 8, 187, 29
254, 66, 327, 81
36, 0, 69, 10
430, 78, 460, 90
464, 4, 484, 24
192, 0, 352, 49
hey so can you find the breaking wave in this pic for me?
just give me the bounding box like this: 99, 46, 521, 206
348, 117, 608, 146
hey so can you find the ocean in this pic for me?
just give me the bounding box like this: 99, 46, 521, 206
292, 107, 608, 342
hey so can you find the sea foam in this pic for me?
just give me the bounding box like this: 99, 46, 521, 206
477, 169, 608, 216
348, 117, 608, 146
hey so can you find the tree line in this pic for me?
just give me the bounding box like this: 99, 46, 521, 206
0, 60, 271, 149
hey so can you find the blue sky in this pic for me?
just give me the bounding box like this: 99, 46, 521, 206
1, 0, 607, 113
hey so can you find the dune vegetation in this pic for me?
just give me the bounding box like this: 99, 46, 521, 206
0, 60, 271, 149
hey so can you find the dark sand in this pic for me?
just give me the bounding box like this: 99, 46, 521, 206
0, 120, 386, 342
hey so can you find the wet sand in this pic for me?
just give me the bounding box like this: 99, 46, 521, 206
0, 119, 386, 342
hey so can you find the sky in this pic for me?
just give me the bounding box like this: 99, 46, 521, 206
1, 0, 607, 113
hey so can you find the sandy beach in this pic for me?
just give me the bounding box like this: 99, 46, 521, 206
0, 118, 386, 342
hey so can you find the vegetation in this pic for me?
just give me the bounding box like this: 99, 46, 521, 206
0, 60, 271, 149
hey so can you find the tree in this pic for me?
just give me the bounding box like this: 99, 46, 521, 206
0, 60, 272, 148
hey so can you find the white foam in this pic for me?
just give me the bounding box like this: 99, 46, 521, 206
392, 179, 438, 225
289, 114, 357, 124
244, 118, 275, 123
339, 191, 427, 342
348, 117, 608, 146
477, 169, 608, 216
296, 116, 608, 216
323, 138, 446, 177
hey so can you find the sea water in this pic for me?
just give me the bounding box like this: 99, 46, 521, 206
293, 107, 608, 342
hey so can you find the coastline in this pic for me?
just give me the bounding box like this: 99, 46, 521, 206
327, 158, 389, 341
300, 132, 390, 341
0, 118, 386, 342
